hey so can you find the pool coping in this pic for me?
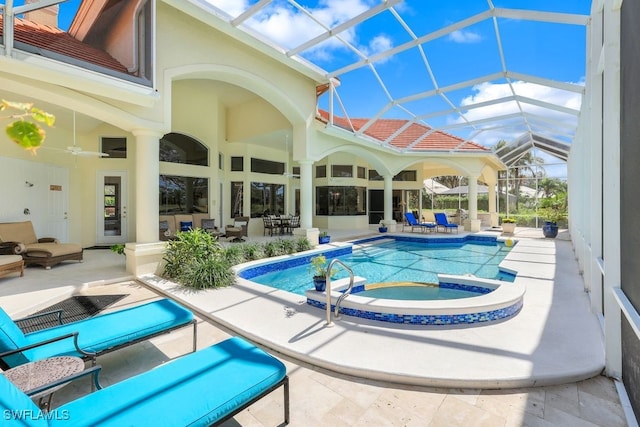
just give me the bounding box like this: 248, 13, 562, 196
141, 233, 605, 389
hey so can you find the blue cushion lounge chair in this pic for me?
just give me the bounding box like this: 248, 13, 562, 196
0, 336, 289, 426
0, 298, 196, 369
434, 212, 459, 233
404, 212, 436, 233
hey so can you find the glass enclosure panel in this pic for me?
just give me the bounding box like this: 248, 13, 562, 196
6, 0, 153, 86
251, 158, 284, 175
231, 181, 244, 217
159, 175, 209, 214
250, 182, 285, 217
103, 178, 121, 236
316, 186, 366, 216
160, 133, 208, 166
331, 165, 353, 177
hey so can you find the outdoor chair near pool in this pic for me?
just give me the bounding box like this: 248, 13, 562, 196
403, 212, 436, 233
434, 212, 459, 233
0, 336, 289, 426
0, 298, 197, 370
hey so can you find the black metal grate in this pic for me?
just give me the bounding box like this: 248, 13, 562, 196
17, 295, 128, 333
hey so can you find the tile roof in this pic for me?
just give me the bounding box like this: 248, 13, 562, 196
0, 15, 129, 74
317, 109, 488, 152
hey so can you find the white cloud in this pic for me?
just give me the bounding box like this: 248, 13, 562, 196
452, 81, 582, 147
204, 0, 393, 61
448, 30, 482, 44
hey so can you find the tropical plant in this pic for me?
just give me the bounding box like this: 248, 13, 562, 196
162, 228, 234, 289
2, 100, 55, 154
309, 255, 328, 278
110, 244, 125, 255
241, 242, 264, 261
279, 238, 296, 255
295, 237, 313, 252
223, 244, 246, 265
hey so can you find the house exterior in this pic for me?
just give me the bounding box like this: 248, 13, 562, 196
0, 0, 503, 273
1, 1, 639, 423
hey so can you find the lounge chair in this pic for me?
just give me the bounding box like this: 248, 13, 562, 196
0, 336, 289, 426
403, 212, 436, 233
0, 298, 196, 369
225, 216, 250, 242
434, 212, 459, 233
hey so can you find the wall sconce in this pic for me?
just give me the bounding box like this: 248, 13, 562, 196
25, 181, 34, 187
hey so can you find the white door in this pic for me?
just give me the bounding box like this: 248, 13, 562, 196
96, 171, 128, 244
45, 166, 69, 241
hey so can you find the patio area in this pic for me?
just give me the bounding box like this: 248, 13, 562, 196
0, 227, 628, 426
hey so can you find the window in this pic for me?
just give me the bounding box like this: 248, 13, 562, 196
332, 165, 353, 177
316, 186, 366, 216
159, 175, 208, 214
250, 182, 285, 217
368, 169, 383, 181
159, 133, 208, 166
357, 166, 366, 179
219, 153, 223, 170
292, 166, 300, 179
394, 170, 417, 181
251, 158, 285, 175
101, 137, 127, 158
316, 165, 326, 178
231, 156, 244, 171
231, 182, 244, 217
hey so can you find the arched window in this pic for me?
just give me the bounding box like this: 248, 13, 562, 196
159, 133, 208, 166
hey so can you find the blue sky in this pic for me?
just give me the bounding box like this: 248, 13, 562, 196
7, 0, 586, 176
205, 1, 588, 155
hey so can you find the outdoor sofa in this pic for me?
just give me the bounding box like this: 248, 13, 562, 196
0, 221, 83, 269
0, 336, 289, 426
0, 255, 24, 278
0, 298, 196, 369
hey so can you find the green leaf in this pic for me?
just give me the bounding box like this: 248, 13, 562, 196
6, 121, 45, 153
30, 108, 56, 127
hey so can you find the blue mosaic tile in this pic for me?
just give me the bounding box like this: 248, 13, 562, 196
239, 247, 352, 279
306, 299, 523, 326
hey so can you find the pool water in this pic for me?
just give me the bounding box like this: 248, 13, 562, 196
354, 284, 482, 300
251, 239, 514, 296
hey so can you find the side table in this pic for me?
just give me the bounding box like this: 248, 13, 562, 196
3, 356, 85, 409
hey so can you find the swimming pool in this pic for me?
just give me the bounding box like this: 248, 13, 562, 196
248, 236, 515, 296
236, 235, 524, 326
354, 282, 490, 300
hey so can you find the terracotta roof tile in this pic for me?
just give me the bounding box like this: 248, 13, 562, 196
0, 16, 129, 74
317, 110, 487, 152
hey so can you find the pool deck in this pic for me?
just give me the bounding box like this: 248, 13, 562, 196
141, 227, 605, 389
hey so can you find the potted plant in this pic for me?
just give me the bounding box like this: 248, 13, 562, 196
318, 231, 331, 244
309, 255, 328, 291
378, 221, 388, 233
501, 217, 516, 234
539, 208, 566, 238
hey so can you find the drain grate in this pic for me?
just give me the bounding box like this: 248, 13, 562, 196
17, 295, 128, 333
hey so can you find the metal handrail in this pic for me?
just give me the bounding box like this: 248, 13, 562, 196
325, 259, 354, 326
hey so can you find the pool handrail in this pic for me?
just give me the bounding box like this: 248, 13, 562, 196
326, 259, 354, 326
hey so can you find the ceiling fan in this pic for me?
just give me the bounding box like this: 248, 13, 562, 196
46, 111, 109, 157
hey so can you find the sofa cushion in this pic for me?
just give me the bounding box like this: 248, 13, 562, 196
20, 299, 193, 364
0, 255, 22, 266
50, 337, 286, 427
0, 307, 30, 366
23, 243, 83, 258
179, 221, 193, 232
0, 375, 46, 427
0, 221, 38, 245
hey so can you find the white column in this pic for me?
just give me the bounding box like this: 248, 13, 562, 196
299, 159, 314, 229
383, 174, 393, 223
464, 176, 481, 231
133, 129, 162, 243
488, 183, 498, 227
602, 0, 621, 379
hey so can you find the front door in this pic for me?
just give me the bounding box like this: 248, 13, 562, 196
97, 171, 128, 244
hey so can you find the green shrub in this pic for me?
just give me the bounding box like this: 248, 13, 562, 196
279, 238, 296, 255
295, 237, 313, 252
241, 242, 264, 261
223, 244, 246, 265
162, 228, 233, 289
263, 240, 281, 258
